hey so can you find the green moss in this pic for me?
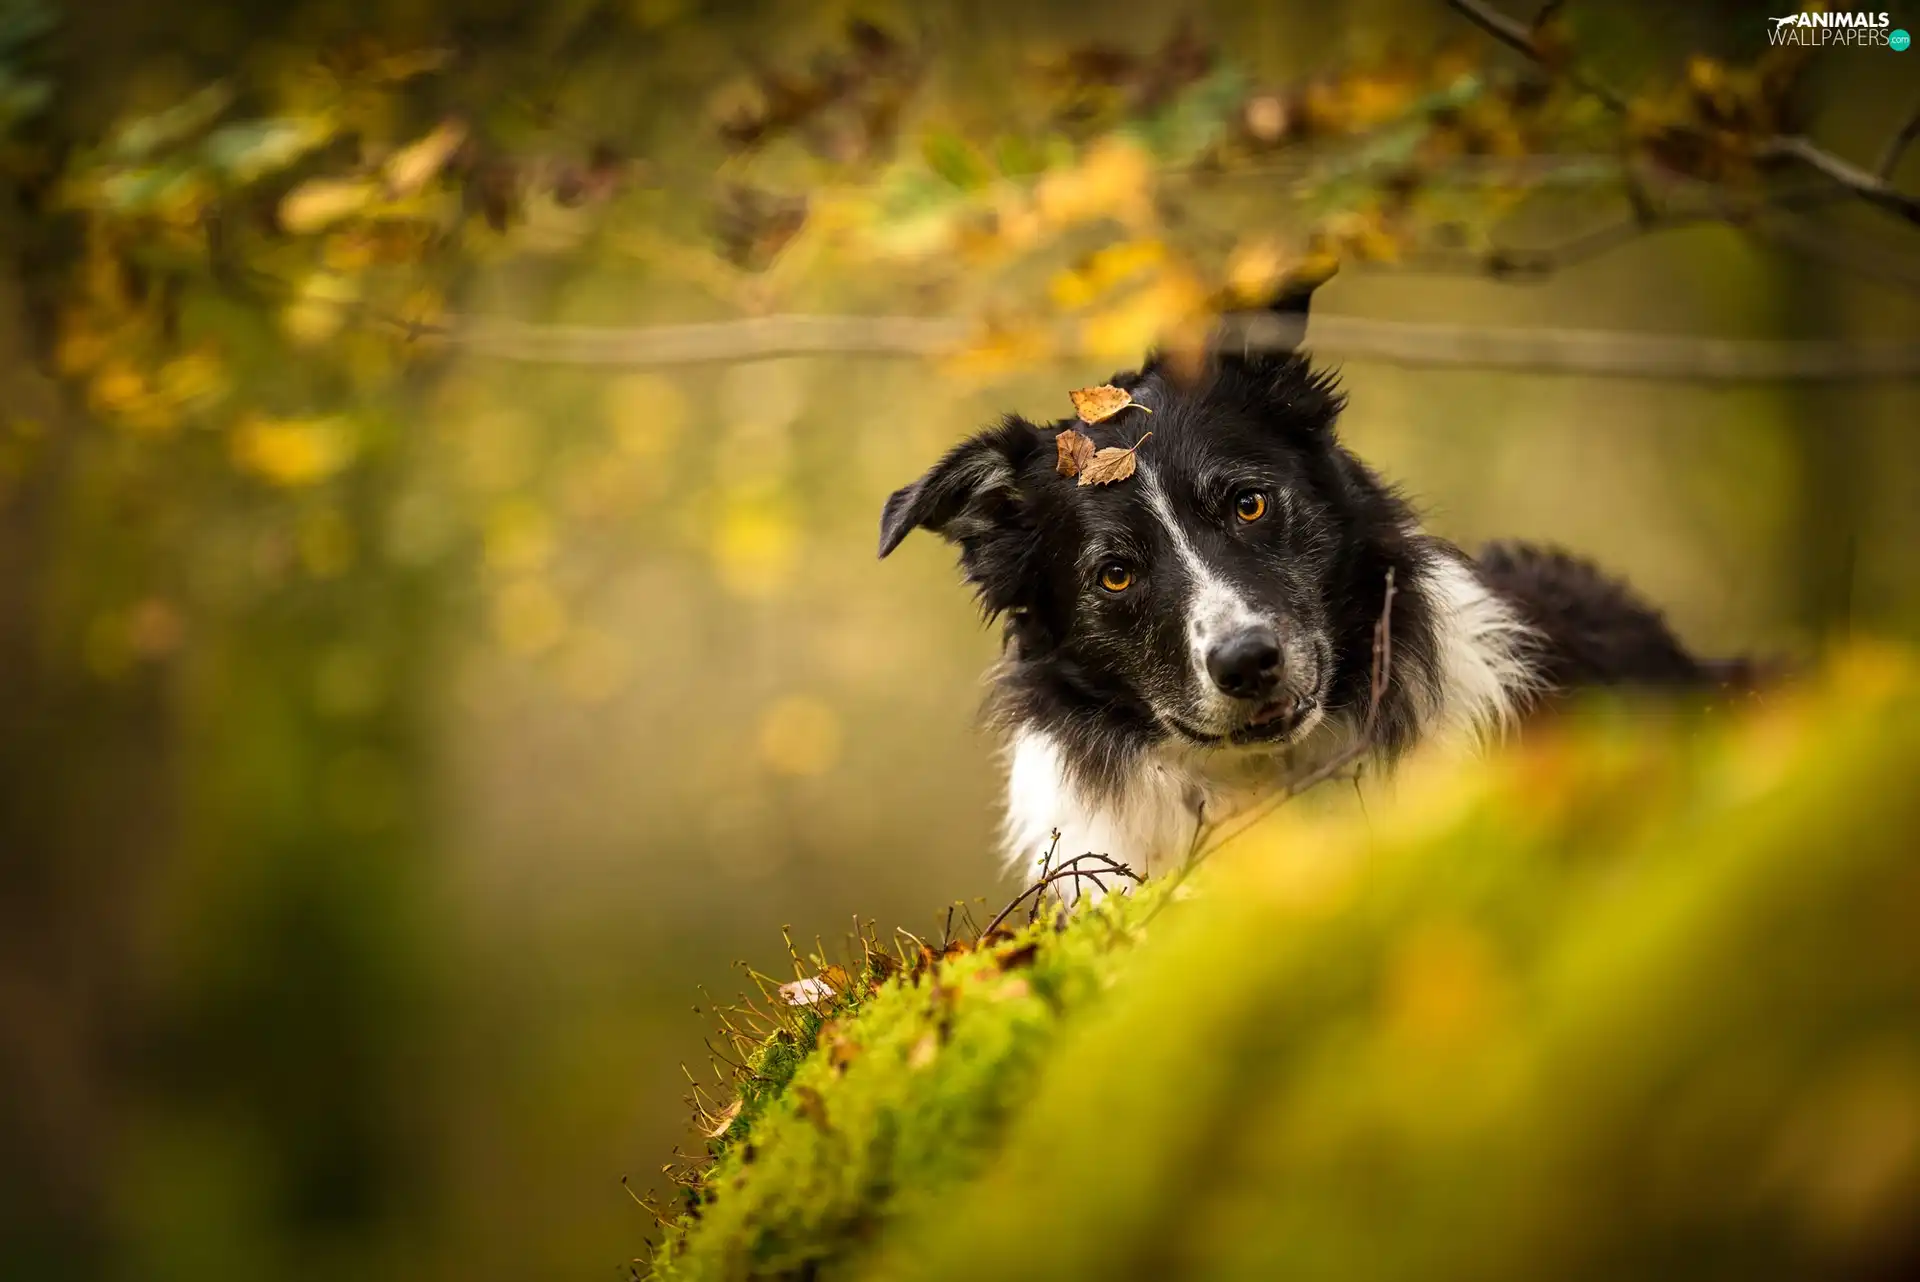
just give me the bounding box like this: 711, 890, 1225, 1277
652, 650, 1920, 1282
650, 886, 1166, 1281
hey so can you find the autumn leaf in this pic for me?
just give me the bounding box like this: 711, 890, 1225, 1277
384, 118, 468, 197
702, 1098, 742, 1139
1055, 427, 1095, 477
997, 941, 1039, 971
279, 178, 377, 234
1078, 432, 1152, 487
1070, 384, 1152, 424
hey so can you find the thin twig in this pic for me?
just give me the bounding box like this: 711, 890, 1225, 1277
980, 854, 1143, 939
1876, 96, 1920, 181
1443, 0, 1627, 112
392, 309, 1920, 379
1761, 135, 1920, 228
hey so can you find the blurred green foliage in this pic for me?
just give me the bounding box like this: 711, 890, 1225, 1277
652, 651, 1920, 1281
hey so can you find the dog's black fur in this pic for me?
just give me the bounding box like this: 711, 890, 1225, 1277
879, 294, 1746, 876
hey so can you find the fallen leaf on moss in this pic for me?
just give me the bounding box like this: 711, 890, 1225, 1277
703, 1098, 742, 1139
1056, 428, 1095, 477
865, 949, 900, 987
1070, 383, 1151, 424
1078, 433, 1153, 487
988, 976, 1033, 1003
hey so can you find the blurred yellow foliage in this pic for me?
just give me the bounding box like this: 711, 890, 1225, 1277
605, 373, 690, 460
280, 177, 379, 234
757, 695, 843, 778
1047, 238, 1166, 311
280, 272, 361, 347
713, 503, 801, 599
484, 499, 556, 573
230, 415, 359, 486
942, 318, 1058, 384
1034, 137, 1154, 231
1079, 262, 1210, 361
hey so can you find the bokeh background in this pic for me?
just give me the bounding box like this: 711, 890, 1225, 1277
3, 0, 1917, 1278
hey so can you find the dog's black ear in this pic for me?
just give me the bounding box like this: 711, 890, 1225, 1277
1215, 258, 1336, 362
877, 418, 1045, 559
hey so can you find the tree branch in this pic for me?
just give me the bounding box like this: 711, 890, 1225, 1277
1443, 0, 1627, 112
1876, 96, 1920, 181
1762, 135, 1920, 228
392, 309, 1920, 381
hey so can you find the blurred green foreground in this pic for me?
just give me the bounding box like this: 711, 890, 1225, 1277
652, 649, 1920, 1282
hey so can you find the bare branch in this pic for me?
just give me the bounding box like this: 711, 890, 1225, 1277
401, 310, 1920, 381
1443, 0, 1627, 112
1877, 96, 1920, 181
1761, 135, 1920, 228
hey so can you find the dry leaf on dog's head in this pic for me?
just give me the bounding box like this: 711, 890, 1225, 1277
1055, 428, 1095, 477
1070, 384, 1151, 424
1077, 433, 1152, 487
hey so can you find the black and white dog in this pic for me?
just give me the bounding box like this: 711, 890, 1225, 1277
878, 294, 1744, 885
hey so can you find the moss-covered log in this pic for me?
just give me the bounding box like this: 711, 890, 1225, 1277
652, 649, 1920, 1281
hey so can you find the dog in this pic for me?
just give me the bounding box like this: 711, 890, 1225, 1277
878, 290, 1749, 890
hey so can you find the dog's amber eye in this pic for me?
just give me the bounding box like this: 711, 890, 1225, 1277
1098, 563, 1134, 593
1234, 490, 1269, 523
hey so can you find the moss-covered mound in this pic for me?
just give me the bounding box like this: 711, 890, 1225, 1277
651, 649, 1920, 1282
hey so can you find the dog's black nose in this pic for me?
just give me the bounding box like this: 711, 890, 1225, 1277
1206, 628, 1282, 699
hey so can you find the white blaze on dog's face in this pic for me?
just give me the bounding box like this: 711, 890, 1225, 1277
1136, 463, 1330, 742
878, 355, 1390, 757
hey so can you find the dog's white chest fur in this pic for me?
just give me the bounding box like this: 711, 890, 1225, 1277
998, 551, 1536, 884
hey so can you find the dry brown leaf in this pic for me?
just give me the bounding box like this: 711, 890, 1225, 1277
1070, 383, 1151, 424
1055, 428, 1095, 477
703, 1098, 742, 1139
997, 941, 1039, 971
1077, 433, 1153, 487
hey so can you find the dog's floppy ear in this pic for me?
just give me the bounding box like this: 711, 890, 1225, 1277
878, 417, 1043, 559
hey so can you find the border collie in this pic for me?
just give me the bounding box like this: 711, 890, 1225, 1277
878, 292, 1746, 888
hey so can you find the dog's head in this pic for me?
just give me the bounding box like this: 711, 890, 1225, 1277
879, 328, 1415, 756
